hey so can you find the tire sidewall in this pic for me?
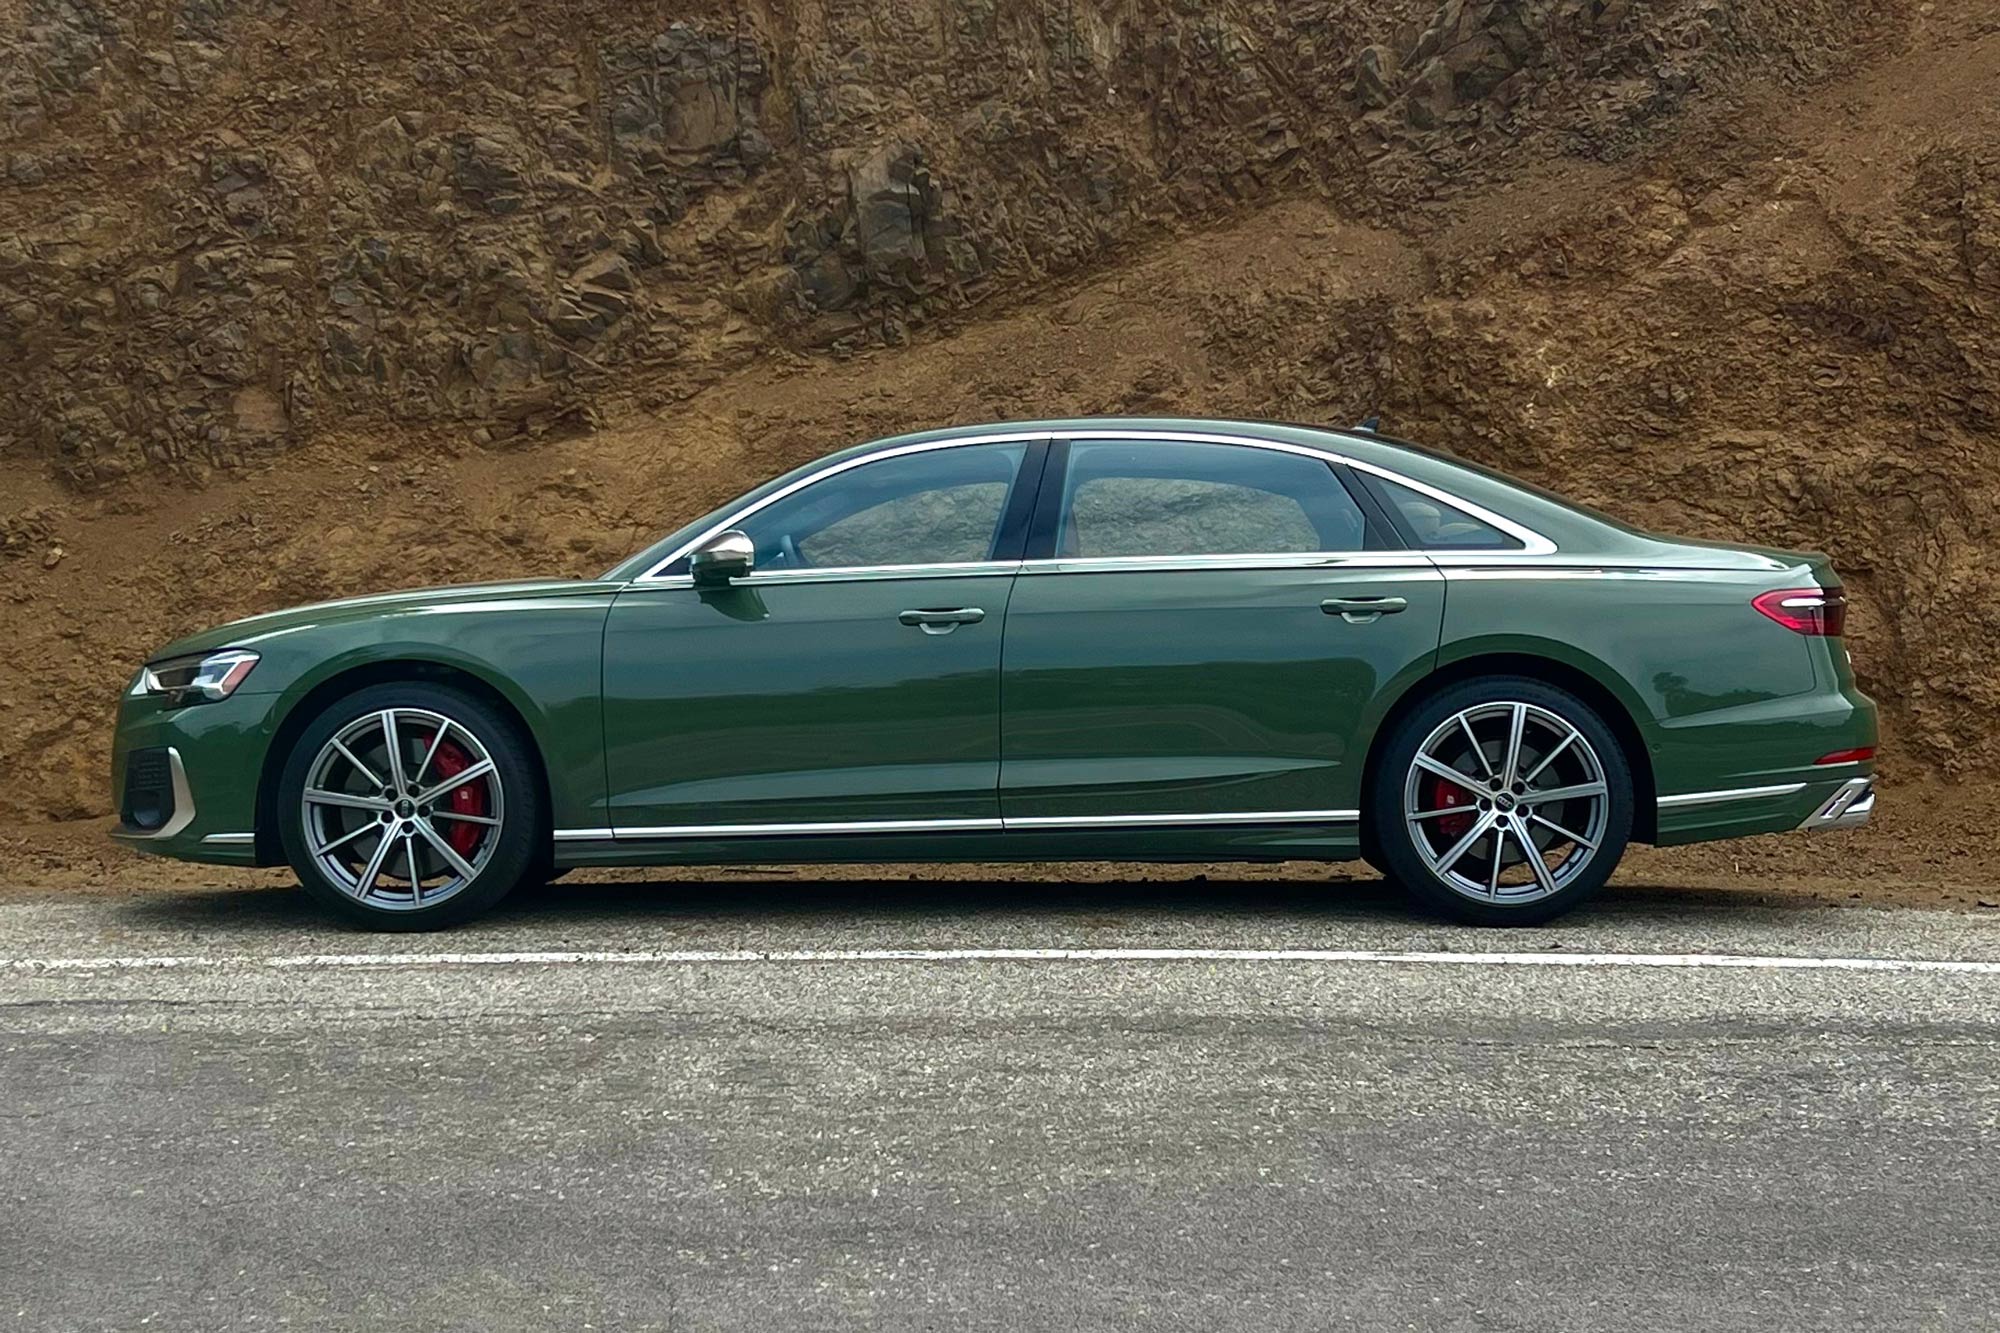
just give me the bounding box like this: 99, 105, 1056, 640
277, 682, 544, 930
1370, 676, 1633, 926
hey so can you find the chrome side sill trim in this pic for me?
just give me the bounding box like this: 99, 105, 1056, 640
1657, 783, 1808, 810
200, 832, 256, 846
1004, 809, 1360, 830
110, 748, 197, 841
611, 817, 1006, 839
1799, 778, 1875, 831
578, 809, 1363, 842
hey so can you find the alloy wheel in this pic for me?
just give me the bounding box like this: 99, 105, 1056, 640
1401, 701, 1610, 904
299, 707, 506, 911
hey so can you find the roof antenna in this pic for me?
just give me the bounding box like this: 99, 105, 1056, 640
1355, 415, 1380, 433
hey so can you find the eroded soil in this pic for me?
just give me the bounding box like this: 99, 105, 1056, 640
3, 0, 1997, 905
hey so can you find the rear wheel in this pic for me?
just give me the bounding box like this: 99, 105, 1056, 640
1369, 677, 1632, 925
278, 683, 543, 930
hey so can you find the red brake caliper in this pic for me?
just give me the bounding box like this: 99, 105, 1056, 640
1431, 777, 1473, 841
428, 736, 488, 858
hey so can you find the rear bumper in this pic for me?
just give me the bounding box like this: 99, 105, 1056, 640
1654, 767, 1877, 844
1649, 673, 1877, 846
1798, 776, 1874, 832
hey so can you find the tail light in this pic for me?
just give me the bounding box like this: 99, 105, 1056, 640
1752, 587, 1846, 636
1815, 747, 1875, 765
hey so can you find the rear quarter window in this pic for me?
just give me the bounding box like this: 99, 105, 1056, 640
1369, 476, 1523, 551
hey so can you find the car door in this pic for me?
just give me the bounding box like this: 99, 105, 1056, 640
600, 439, 1046, 833
998, 435, 1445, 826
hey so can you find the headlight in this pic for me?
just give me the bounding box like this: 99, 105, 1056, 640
140, 649, 260, 704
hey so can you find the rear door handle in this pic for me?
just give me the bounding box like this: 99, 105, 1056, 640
899, 607, 986, 635
1322, 596, 1408, 622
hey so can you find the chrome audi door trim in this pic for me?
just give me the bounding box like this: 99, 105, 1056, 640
1656, 783, 1808, 809
633, 427, 1557, 583
635, 433, 1054, 581
1047, 428, 1557, 556
736, 561, 1023, 587
574, 808, 1364, 841
619, 563, 1023, 592
1016, 552, 1436, 575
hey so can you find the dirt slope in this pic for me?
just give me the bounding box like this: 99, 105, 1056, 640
2, 0, 1997, 900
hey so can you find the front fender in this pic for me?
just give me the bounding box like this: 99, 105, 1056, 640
252, 593, 617, 834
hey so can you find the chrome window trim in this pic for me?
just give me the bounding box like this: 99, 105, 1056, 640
1439, 566, 1674, 581
1656, 783, 1808, 810
620, 562, 1023, 593
572, 808, 1362, 841
1052, 429, 1556, 556
110, 747, 197, 842
631, 427, 1557, 582
733, 561, 1022, 588
636, 433, 1053, 582
1019, 553, 1436, 575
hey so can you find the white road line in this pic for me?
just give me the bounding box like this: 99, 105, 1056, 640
3, 947, 2000, 975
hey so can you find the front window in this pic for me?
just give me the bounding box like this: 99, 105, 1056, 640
1055, 440, 1372, 558
735, 443, 1028, 572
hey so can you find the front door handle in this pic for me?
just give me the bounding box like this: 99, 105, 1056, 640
1322, 596, 1408, 623
899, 607, 986, 635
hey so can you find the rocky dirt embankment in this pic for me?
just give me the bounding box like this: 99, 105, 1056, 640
3, 0, 1997, 879
2, 0, 1892, 479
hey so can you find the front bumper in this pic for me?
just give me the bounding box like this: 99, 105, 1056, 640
109, 686, 279, 865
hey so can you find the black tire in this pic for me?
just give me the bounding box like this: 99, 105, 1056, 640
277, 682, 545, 931
1368, 676, 1633, 926
515, 855, 570, 897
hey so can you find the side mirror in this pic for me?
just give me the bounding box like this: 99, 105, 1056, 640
689, 529, 755, 586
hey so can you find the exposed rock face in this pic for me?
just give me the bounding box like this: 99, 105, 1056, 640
13, 0, 2000, 826
0, 0, 1887, 487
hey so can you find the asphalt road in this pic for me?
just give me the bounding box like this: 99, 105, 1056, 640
4, 878, 1999, 1331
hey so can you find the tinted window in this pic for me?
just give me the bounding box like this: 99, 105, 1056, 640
738, 444, 1027, 571
1056, 441, 1368, 558
1372, 476, 1521, 550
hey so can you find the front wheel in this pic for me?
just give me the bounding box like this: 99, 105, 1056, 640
1368, 677, 1633, 926
277, 682, 545, 930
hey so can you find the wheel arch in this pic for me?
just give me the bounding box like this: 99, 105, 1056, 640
254, 658, 554, 866
1361, 649, 1659, 847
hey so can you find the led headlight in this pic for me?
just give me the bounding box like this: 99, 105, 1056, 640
140, 648, 260, 704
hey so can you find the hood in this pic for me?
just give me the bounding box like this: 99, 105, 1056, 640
148, 579, 626, 662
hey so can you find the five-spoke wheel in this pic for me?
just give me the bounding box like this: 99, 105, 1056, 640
1371, 677, 1632, 924
279, 683, 543, 929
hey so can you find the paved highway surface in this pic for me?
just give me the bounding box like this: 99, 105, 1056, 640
4, 878, 1998, 1330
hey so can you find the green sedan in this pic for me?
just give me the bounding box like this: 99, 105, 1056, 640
111, 419, 1878, 929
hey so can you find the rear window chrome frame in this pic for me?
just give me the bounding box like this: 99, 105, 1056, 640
629, 427, 1556, 584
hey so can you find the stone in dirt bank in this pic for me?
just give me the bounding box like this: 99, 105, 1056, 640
1, 0, 1995, 891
